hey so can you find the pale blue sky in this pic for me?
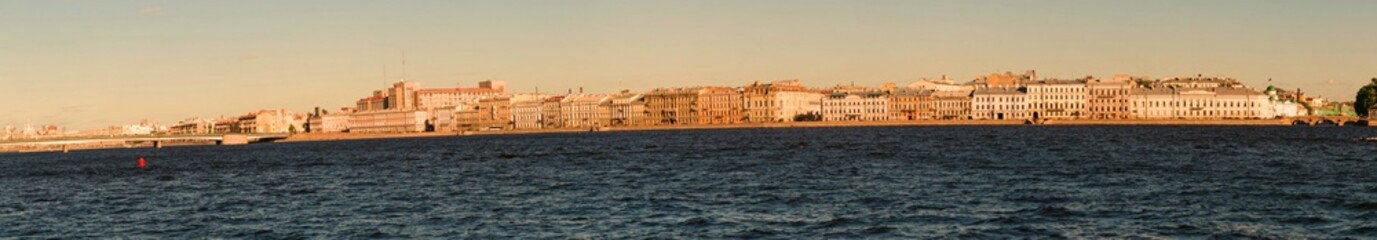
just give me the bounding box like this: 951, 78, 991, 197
2, 0, 1374, 130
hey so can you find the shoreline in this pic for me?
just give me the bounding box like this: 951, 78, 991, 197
278, 119, 1302, 143
0, 119, 1360, 153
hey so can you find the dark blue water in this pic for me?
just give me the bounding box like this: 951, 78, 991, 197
3, 126, 1377, 238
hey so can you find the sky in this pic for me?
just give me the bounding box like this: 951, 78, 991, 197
2, 0, 1374, 130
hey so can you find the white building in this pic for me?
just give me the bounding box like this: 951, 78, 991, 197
561, 94, 611, 128
511, 99, 546, 129
1129, 87, 1272, 119
771, 91, 824, 122
1129, 88, 1178, 119
307, 114, 351, 133
1025, 79, 1088, 120
822, 91, 889, 121
972, 87, 1027, 120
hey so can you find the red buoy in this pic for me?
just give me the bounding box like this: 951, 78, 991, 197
138, 157, 147, 169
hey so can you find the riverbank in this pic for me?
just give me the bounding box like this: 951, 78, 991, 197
0, 119, 1349, 153
278, 119, 1301, 143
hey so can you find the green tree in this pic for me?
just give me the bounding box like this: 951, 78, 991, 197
1357, 78, 1377, 118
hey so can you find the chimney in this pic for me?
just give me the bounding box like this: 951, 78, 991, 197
579, 87, 584, 94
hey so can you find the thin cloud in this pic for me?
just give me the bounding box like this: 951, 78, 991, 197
139, 7, 163, 16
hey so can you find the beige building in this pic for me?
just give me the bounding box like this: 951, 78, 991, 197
511, 99, 546, 129
1130, 87, 1271, 119
743, 80, 822, 123
415, 80, 507, 110
932, 90, 972, 120
1025, 79, 1088, 119
170, 118, 213, 135
1088, 75, 1135, 119
822, 91, 890, 121
349, 110, 429, 133
972, 87, 1027, 120
355, 93, 387, 112
236, 109, 303, 133
541, 96, 566, 128
307, 114, 351, 133
889, 88, 935, 120
607, 92, 647, 127
698, 87, 745, 124
645, 87, 742, 125
561, 94, 611, 128
387, 81, 420, 110
476, 96, 512, 130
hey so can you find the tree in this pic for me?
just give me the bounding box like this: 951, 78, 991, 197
1357, 78, 1377, 118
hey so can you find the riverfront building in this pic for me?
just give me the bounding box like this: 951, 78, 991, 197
1025, 79, 1088, 119
743, 80, 823, 123
415, 80, 507, 110
477, 96, 512, 130
822, 91, 890, 121
644, 87, 742, 125
971, 87, 1027, 120
1129, 87, 1272, 119
933, 90, 972, 120
1088, 75, 1135, 119
889, 88, 935, 120
307, 114, 351, 133
349, 110, 428, 133
170, 118, 214, 135
511, 98, 546, 129
235, 109, 304, 134
607, 92, 647, 127
561, 94, 611, 128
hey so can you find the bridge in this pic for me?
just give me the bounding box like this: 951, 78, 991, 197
1288, 116, 1363, 126
0, 134, 291, 153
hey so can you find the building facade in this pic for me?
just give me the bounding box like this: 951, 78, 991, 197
1088, 75, 1135, 119
476, 96, 512, 130
971, 88, 1027, 120
932, 90, 972, 120
822, 91, 890, 121
511, 99, 545, 129
743, 80, 821, 123
561, 94, 611, 128
1025, 79, 1088, 120
307, 114, 351, 133
608, 92, 646, 127
889, 88, 934, 120
349, 110, 428, 133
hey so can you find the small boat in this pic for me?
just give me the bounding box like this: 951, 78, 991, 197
1363, 137, 1377, 142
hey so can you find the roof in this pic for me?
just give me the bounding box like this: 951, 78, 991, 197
1027, 79, 1086, 85
415, 88, 501, 94
972, 87, 1025, 95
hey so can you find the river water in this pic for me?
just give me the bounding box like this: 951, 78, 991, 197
2, 126, 1376, 238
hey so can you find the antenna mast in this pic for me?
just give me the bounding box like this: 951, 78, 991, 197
402, 50, 407, 81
